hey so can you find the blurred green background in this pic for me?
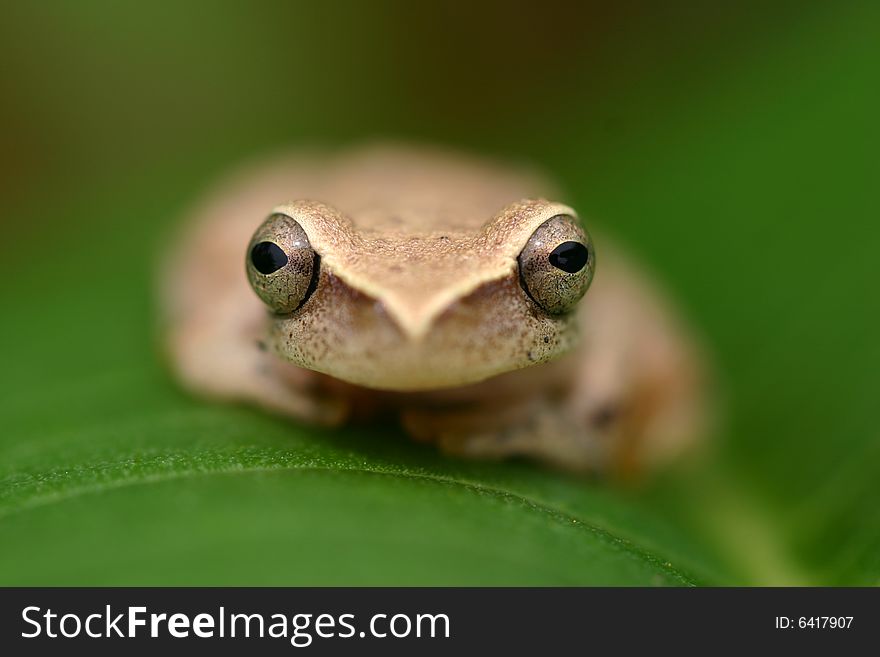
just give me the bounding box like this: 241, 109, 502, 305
0, 1, 877, 585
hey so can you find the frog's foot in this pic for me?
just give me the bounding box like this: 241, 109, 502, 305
401, 401, 609, 473
443, 413, 610, 473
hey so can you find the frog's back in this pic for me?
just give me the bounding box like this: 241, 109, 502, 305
310, 145, 552, 237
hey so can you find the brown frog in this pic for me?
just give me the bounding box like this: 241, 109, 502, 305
163, 145, 707, 474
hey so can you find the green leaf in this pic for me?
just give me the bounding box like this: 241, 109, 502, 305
0, 364, 709, 585
1, 2, 877, 586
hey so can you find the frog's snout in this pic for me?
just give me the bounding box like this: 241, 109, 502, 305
269, 274, 577, 391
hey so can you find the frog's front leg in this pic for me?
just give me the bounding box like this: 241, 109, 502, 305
563, 247, 708, 476
166, 291, 350, 426
400, 393, 610, 473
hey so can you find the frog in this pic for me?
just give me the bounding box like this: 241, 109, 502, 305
162, 144, 707, 474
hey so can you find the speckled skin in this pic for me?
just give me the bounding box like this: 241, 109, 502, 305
163, 145, 707, 473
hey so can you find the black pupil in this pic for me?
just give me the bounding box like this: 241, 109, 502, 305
548, 241, 589, 273
251, 242, 288, 275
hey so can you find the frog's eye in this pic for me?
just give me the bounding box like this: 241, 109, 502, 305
518, 214, 595, 315
246, 213, 319, 314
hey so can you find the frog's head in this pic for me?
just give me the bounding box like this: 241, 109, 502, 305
246, 199, 595, 391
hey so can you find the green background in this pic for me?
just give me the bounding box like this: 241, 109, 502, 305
0, 1, 877, 585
